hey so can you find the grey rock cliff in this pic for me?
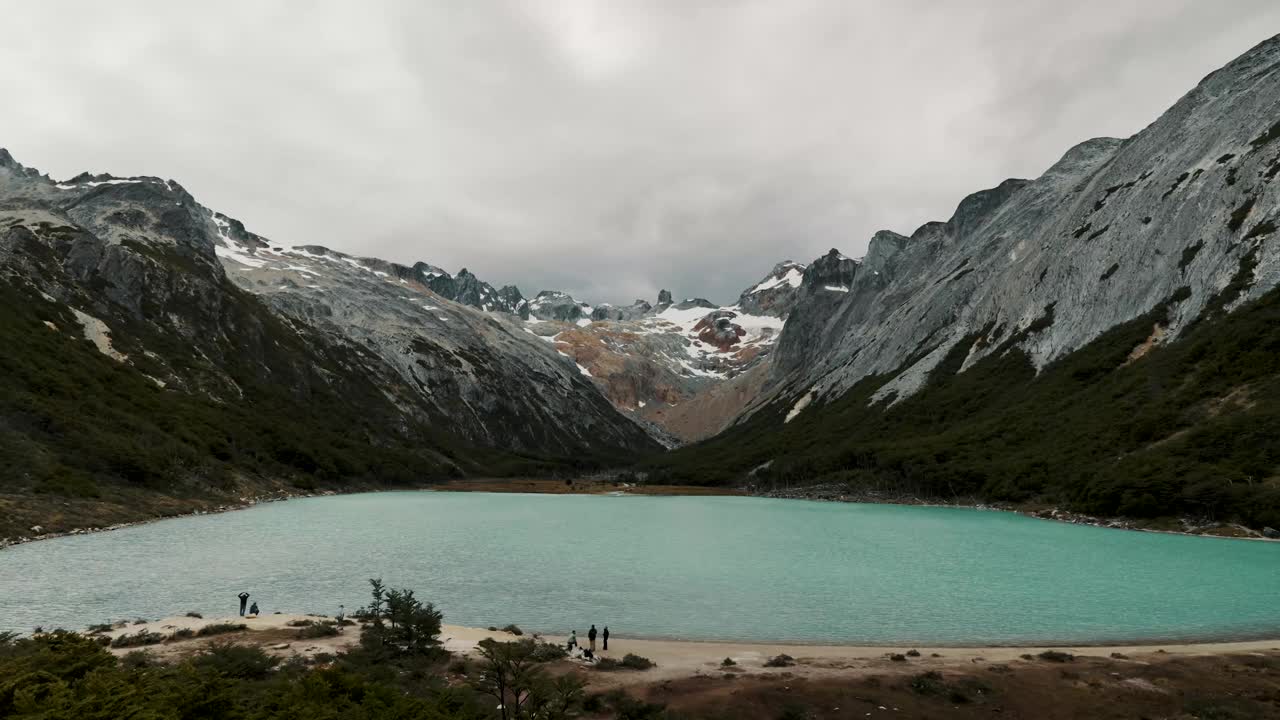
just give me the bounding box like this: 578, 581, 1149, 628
752, 34, 1280, 423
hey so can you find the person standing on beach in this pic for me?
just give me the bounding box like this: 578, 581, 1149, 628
238, 592, 250, 616
567, 630, 578, 650
588, 625, 597, 652
602, 626, 609, 651
337, 605, 345, 623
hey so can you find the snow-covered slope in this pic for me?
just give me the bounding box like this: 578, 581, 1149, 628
520, 262, 807, 441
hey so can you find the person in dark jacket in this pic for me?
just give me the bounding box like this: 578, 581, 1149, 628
588, 625, 597, 652
248, 602, 259, 617
602, 626, 610, 651
238, 592, 250, 616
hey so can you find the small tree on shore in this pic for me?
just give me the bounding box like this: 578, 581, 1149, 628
477, 638, 586, 720
359, 578, 444, 658
477, 639, 541, 720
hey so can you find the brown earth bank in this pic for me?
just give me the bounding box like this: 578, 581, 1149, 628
748, 481, 1280, 541
0, 476, 424, 549
85, 614, 1280, 719
434, 477, 744, 496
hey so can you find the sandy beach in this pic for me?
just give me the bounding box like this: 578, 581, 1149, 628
94, 612, 1280, 687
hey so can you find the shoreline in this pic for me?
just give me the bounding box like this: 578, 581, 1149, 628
5, 478, 1276, 550
88, 613, 1280, 686
747, 482, 1280, 543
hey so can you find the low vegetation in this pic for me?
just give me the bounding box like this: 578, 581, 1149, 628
110, 630, 166, 648
295, 621, 341, 639
1038, 650, 1076, 663
195, 622, 247, 638
620, 653, 655, 670
909, 670, 993, 704
0, 579, 637, 720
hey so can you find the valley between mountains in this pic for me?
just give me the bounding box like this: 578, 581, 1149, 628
4, 34, 1280, 543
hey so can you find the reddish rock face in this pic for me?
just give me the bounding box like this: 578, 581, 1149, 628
693, 311, 747, 352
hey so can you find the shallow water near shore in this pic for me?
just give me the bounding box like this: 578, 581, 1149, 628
3, 491, 1279, 644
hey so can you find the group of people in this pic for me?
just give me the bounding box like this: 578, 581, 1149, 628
566, 624, 609, 661
237, 592, 259, 618
236, 592, 609, 662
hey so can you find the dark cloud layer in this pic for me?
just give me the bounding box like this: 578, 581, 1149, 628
4, 1, 1278, 304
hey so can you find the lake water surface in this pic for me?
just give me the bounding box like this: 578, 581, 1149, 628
3, 492, 1279, 645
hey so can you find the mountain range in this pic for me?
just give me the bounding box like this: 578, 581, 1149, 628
3, 33, 1280, 540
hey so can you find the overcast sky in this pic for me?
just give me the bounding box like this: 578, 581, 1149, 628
3, 2, 1279, 305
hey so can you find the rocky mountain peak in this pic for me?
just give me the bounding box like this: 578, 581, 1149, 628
592, 299, 652, 322
802, 249, 858, 289
737, 260, 807, 317
950, 178, 1031, 237
529, 289, 587, 322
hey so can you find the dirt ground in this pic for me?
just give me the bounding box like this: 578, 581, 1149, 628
637, 649, 1280, 719
97, 615, 1280, 718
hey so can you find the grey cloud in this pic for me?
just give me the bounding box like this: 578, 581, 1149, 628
3, 1, 1279, 305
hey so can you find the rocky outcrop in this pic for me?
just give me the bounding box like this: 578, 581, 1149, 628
737, 261, 807, 317
693, 310, 747, 351
748, 34, 1280, 424
592, 299, 652, 321
528, 290, 590, 322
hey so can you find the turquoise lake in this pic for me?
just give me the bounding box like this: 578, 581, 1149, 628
3, 492, 1279, 645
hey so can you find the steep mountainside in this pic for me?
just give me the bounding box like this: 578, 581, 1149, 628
756, 36, 1280, 416
0, 150, 656, 540
210, 233, 656, 456
648, 35, 1280, 529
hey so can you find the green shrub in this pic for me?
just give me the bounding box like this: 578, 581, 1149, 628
192, 642, 278, 679
296, 622, 340, 639
196, 623, 247, 637
111, 631, 166, 648
1038, 650, 1075, 663
764, 654, 795, 668
620, 653, 654, 670
121, 650, 155, 670
501, 624, 523, 636
721, 657, 737, 667
530, 641, 568, 662
910, 671, 948, 695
